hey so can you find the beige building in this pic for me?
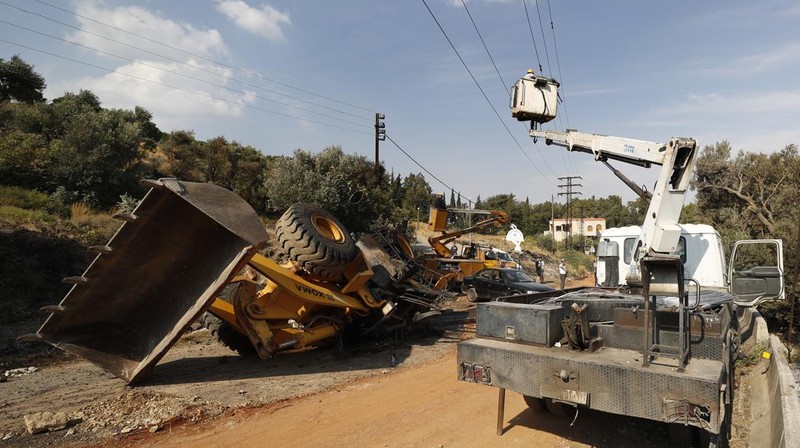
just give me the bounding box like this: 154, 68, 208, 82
545, 217, 606, 243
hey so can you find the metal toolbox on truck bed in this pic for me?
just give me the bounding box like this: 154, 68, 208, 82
476, 302, 563, 346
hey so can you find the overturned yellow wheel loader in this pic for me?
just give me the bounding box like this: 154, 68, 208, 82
21, 179, 441, 384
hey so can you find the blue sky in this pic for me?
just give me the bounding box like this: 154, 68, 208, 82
1, 0, 798, 206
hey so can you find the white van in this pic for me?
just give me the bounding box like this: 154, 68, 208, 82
596, 224, 727, 288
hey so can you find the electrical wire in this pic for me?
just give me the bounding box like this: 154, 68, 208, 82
0, 38, 373, 136
0, 0, 373, 122
521, 0, 543, 74
385, 134, 473, 207
547, 0, 571, 130
30, 0, 375, 114
421, 0, 555, 186
459, 0, 562, 180
0, 19, 369, 128
534, 0, 553, 79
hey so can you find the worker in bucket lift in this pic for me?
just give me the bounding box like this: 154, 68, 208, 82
523, 68, 535, 80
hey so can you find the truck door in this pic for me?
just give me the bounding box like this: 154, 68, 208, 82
596, 239, 620, 286
729, 239, 784, 307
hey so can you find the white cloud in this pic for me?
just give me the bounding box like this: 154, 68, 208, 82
779, 4, 800, 16
667, 89, 800, 116
215, 0, 291, 40
49, 59, 255, 128
695, 41, 800, 77
47, 1, 262, 130
68, 0, 227, 61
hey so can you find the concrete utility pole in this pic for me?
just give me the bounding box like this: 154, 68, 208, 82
374, 113, 386, 180
557, 176, 582, 249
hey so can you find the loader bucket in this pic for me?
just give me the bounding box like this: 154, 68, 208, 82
26, 179, 269, 384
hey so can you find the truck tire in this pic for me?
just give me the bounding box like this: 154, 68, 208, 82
276, 203, 358, 282
522, 395, 548, 413
200, 313, 255, 356
544, 399, 576, 417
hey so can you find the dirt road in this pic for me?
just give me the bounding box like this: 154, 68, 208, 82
1, 278, 755, 448
127, 348, 676, 448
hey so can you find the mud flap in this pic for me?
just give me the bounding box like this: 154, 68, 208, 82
24, 179, 269, 384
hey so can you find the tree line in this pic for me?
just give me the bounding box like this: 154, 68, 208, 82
1, 54, 798, 261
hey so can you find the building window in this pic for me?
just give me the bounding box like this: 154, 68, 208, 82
596, 224, 603, 231
556, 225, 562, 231
587, 225, 594, 232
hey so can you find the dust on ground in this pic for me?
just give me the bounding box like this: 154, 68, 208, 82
0, 276, 761, 448
0, 297, 472, 448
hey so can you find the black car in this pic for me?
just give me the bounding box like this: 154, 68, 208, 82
462, 267, 554, 302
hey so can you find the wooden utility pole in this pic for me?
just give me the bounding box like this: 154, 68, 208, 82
374, 113, 385, 180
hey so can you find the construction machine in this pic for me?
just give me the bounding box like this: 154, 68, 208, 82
457, 72, 785, 447
420, 204, 519, 289
21, 178, 442, 384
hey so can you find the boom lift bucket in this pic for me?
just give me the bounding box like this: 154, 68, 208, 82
21, 179, 270, 384
510, 74, 560, 124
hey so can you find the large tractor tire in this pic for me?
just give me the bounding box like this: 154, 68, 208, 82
200, 313, 255, 356
276, 203, 358, 282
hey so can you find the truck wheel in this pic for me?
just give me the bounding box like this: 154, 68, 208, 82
544, 399, 576, 417
276, 203, 358, 282
522, 395, 548, 413
201, 313, 255, 356
667, 423, 698, 447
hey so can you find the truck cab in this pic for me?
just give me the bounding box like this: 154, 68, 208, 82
596, 224, 728, 288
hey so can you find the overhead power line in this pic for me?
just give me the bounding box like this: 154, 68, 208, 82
0, 1, 366, 120
0, 38, 373, 136
521, 0, 543, 74
546, 0, 571, 130
385, 134, 473, 207
1, 0, 373, 121
534, 0, 553, 79
420, 0, 555, 187
1, 19, 369, 128
459, 0, 562, 179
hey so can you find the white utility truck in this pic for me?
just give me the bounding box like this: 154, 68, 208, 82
457, 73, 785, 447
597, 224, 728, 289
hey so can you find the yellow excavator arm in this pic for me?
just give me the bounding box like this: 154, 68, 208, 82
427, 207, 510, 257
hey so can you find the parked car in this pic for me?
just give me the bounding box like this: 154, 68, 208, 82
461, 267, 554, 302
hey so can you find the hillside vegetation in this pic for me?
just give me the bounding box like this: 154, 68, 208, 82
1, 54, 798, 344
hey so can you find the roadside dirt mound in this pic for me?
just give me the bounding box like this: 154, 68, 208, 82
0, 227, 93, 370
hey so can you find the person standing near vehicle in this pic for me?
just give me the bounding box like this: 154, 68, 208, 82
559, 259, 567, 290
535, 257, 545, 283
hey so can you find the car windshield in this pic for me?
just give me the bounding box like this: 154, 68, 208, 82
495, 252, 512, 261
503, 270, 534, 282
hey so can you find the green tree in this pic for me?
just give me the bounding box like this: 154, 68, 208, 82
264, 146, 399, 234
0, 55, 46, 104
48, 105, 147, 206
147, 130, 204, 181
693, 141, 800, 236
692, 142, 800, 334
402, 172, 433, 218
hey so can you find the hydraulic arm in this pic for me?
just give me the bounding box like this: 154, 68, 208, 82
531, 129, 697, 280
427, 208, 510, 258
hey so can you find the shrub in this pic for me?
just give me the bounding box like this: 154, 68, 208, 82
0, 185, 50, 209
69, 201, 91, 224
